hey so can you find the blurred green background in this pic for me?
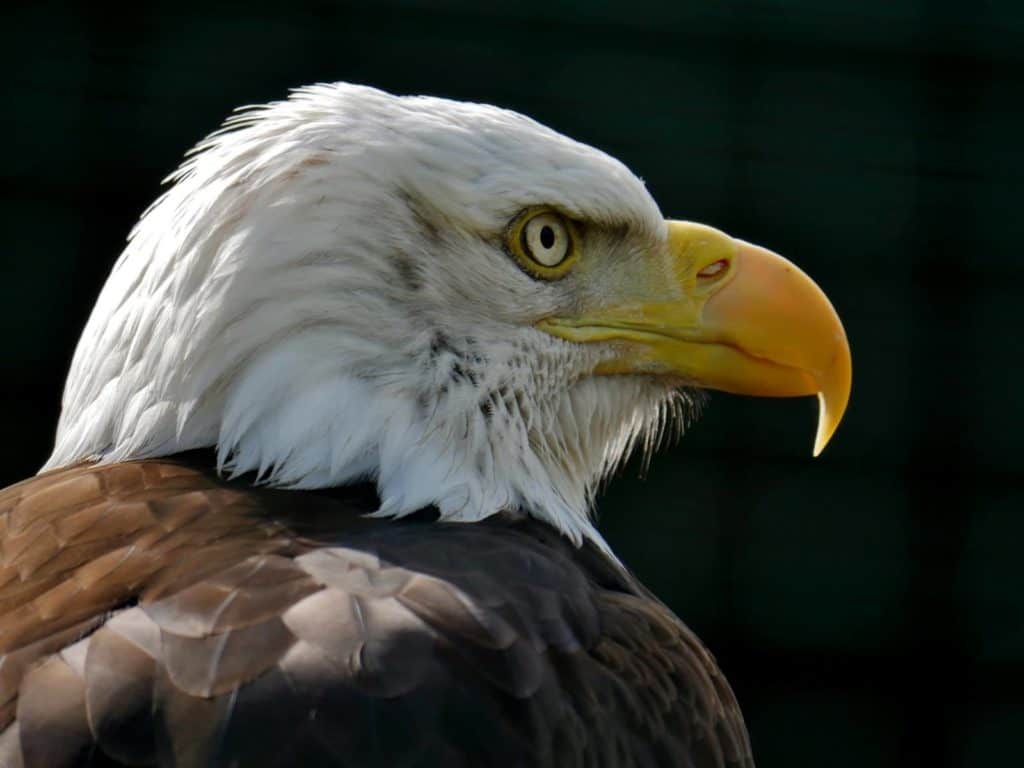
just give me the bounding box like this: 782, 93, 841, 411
2, 1, 1022, 765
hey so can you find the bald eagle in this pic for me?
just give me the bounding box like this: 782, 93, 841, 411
0, 84, 850, 767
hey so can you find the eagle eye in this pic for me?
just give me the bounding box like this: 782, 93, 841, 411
507, 208, 578, 279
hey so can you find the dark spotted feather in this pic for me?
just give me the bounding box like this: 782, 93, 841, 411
0, 455, 753, 767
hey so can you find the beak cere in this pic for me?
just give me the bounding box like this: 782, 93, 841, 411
537, 221, 852, 455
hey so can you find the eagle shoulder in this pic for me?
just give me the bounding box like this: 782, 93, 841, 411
0, 457, 752, 767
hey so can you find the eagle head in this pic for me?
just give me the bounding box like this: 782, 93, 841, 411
45, 83, 850, 547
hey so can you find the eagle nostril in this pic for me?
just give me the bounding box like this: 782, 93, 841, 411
697, 259, 729, 280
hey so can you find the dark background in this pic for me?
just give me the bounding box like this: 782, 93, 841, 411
3, 1, 1022, 765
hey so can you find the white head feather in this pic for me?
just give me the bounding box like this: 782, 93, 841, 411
45, 83, 694, 548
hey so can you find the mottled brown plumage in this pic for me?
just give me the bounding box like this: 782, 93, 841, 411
0, 454, 752, 767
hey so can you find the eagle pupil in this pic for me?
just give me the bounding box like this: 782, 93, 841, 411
540, 225, 555, 249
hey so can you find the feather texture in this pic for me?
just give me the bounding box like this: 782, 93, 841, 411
41, 83, 692, 546
0, 455, 752, 767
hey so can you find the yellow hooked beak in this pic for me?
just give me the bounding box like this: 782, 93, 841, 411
537, 221, 851, 455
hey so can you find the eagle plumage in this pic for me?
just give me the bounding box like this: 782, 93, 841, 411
0, 83, 849, 766
0, 454, 750, 767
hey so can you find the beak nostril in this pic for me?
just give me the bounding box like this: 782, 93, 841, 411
697, 259, 729, 279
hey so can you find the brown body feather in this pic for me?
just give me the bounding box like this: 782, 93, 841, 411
0, 454, 752, 767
